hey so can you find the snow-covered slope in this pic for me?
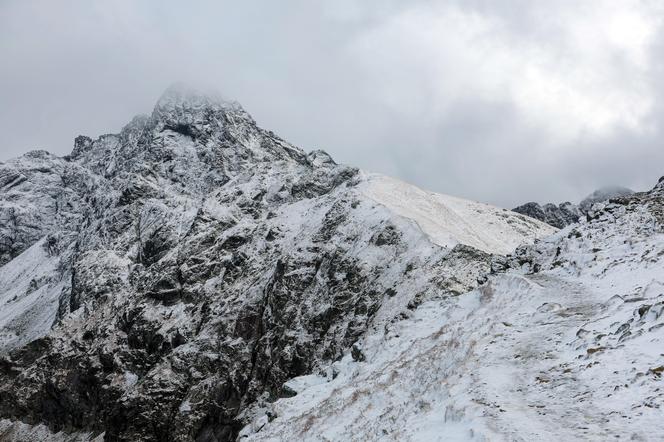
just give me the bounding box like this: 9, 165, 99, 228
362, 174, 554, 255
244, 180, 664, 441
0, 86, 554, 441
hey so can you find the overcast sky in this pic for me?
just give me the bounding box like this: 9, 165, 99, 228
1, 0, 663, 207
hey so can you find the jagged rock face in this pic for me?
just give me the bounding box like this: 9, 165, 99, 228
513, 186, 635, 229
0, 86, 553, 441
0, 150, 94, 267
512, 201, 581, 229
503, 180, 663, 276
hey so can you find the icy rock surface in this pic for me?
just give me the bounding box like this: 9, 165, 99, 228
246, 179, 664, 441
0, 86, 553, 441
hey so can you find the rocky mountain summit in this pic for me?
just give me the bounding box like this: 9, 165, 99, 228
0, 86, 554, 441
512, 186, 634, 229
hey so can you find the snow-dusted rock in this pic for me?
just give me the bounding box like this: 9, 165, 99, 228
578, 185, 634, 213
513, 185, 635, 229
512, 200, 582, 229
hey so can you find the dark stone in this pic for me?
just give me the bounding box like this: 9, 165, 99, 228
351, 343, 366, 362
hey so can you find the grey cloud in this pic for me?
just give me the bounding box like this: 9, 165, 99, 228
1, 0, 663, 208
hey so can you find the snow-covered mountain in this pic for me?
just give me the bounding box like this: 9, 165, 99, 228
0, 86, 555, 441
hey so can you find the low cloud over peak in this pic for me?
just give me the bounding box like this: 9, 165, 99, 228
1, 0, 663, 207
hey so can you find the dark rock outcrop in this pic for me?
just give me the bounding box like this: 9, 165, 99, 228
513, 186, 635, 229
512, 201, 581, 229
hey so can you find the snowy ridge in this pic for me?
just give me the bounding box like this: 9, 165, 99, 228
579, 185, 634, 212
513, 185, 635, 229
362, 174, 555, 255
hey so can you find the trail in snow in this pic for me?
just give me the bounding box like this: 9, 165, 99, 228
469, 274, 613, 440
246, 270, 664, 441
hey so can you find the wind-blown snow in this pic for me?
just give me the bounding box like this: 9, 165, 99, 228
0, 87, 558, 441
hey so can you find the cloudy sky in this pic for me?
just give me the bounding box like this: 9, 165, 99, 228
1, 0, 663, 207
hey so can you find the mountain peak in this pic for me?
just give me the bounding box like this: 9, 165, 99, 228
154, 83, 241, 113
151, 83, 252, 138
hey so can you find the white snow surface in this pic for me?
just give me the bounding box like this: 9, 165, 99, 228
361, 173, 556, 255
243, 199, 664, 441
